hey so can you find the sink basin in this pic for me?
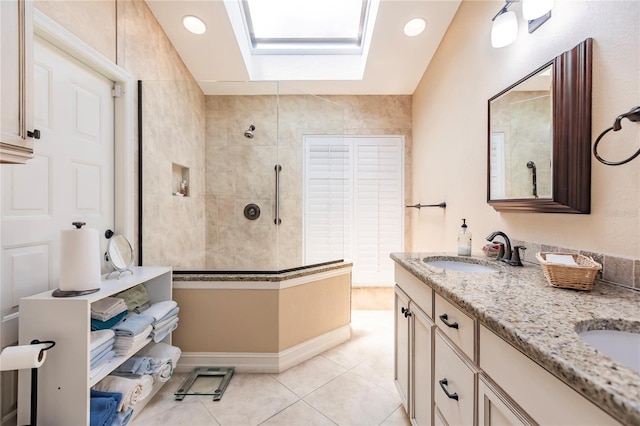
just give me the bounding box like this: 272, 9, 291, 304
422, 258, 498, 273
578, 329, 640, 373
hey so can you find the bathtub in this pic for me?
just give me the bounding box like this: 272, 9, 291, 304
171, 260, 353, 373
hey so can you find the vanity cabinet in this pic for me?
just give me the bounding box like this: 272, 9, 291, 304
17, 266, 173, 425
394, 266, 434, 425
1, 0, 35, 163
394, 262, 621, 426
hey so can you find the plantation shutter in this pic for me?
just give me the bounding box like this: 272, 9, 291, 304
353, 138, 404, 285
303, 136, 352, 265
303, 136, 404, 286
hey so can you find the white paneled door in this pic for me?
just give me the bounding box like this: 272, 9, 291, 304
1, 37, 115, 348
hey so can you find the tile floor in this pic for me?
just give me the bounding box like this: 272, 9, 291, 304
130, 310, 410, 426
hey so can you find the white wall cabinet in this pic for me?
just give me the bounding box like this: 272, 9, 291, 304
17, 266, 172, 425
0, 0, 36, 164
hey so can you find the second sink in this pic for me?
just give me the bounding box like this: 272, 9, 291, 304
422, 257, 499, 273
578, 329, 640, 373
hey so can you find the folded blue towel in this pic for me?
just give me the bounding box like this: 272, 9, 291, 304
90, 350, 115, 370
153, 307, 179, 325
113, 313, 154, 337
90, 390, 122, 426
112, 407, 133, 426
90, 338, 114, 360
91, 311, 127, 331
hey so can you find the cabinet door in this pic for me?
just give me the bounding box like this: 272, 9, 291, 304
478, 374, 535, 426
434, 331, 476, 426
411, 302, 433, 426
0, 0, 34, 163
394, 285, 410, 410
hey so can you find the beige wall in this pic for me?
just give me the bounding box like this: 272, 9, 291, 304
172, 273, 351, 353
35, 0, 117, 62
205, 93, 412, 270
412, 0, 640, 260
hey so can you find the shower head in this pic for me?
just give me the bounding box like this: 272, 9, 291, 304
244, 125, 255, 139
526, 161, 536, 170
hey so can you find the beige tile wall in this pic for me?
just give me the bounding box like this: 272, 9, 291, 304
204, 93, 412, 271
33, 0, 207, 268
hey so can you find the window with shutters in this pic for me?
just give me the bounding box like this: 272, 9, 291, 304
303, 136, 404, 286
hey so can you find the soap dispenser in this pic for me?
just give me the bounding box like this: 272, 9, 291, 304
457, 219, 472, 256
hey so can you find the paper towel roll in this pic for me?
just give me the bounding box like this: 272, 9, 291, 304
59, 227, 101, 291
0, 344, 48, 371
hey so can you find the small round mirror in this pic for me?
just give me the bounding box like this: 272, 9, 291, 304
105, 235, 134, 279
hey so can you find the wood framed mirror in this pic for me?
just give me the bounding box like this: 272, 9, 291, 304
487, 38, 592, 213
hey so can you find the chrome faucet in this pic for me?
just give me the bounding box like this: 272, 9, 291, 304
486, 231, 512, 263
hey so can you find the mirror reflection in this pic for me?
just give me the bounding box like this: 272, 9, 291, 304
105, 235, 134, 279
489, 65, 553, 200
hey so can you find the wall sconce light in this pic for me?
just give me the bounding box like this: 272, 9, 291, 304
491, 0, 554, 48
491, 0, 518, 48
522, 0, 554, 33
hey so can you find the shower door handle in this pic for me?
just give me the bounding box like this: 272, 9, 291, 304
274, 164, 282, 225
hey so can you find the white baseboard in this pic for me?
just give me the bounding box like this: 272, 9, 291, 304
175, 324, 351, 374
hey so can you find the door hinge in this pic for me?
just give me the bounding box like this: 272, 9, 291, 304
112, 84, 123, 98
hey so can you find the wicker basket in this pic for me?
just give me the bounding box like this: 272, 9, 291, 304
536, 252, 602, 291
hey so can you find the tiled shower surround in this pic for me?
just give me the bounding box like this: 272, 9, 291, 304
204, 94, 413, 271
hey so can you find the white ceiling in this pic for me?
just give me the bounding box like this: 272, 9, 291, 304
145, 0, 461, 95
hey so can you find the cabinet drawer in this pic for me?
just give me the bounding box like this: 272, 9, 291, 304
395, 266, 433, 318
435, 293, 475, 360
434, 331, 476, 426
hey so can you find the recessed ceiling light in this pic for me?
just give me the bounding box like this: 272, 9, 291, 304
183, 15, 207, 35
404, 18, 426, 37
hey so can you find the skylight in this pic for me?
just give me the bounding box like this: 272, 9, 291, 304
224, 0, 379, 81
242, 0, 369, 54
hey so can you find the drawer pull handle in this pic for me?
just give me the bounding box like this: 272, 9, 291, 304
439, 313, 459, 329
438, 378, 459, 401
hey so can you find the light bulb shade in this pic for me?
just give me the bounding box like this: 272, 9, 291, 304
404, 18, 426, 37
183, 15, 207, 35
491, 11, 518, 48
522, 0, 554, 20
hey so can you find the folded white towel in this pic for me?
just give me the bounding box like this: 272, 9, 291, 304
93, 375, 143, 412
89, 361, 113, 383
546, 254, 578, 265
143, 301, 178, 322
90, 330, 115, 352
136, 342, 181, 369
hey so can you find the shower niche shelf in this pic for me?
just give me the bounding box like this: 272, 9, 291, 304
172, 163, 189, 197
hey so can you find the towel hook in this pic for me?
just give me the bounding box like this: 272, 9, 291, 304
593, 106, 640, 166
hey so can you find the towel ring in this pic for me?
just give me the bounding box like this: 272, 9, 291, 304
593, 106, 640, 166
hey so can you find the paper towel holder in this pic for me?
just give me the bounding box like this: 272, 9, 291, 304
104, 232, 134, 280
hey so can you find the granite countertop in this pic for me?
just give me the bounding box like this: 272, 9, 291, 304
391, 252, 640, 425
173, 261, 352, 282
